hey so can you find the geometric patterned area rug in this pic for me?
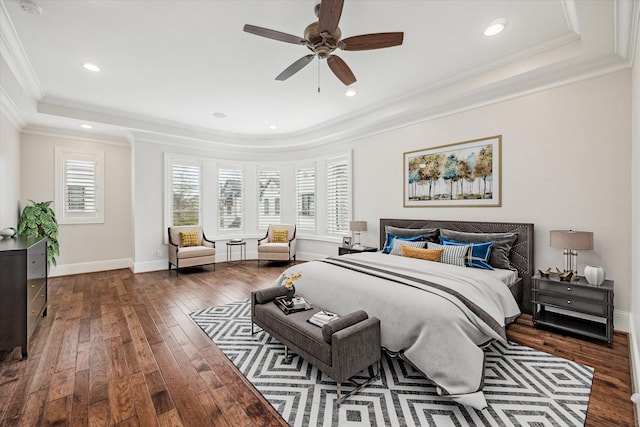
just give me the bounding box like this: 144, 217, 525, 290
190, 300, 594, 427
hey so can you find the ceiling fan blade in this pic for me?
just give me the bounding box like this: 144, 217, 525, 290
318, 0, 344, 34
327, 55, 356, 86
340, 32, 404, 51
276, 54, 315, 81
243, 24, 306, 45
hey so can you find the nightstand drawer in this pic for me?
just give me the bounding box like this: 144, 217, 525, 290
537, 281, 604, 300
536, 293, 607, 316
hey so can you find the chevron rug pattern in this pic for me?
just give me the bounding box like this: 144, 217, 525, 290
190, 300, 593, 427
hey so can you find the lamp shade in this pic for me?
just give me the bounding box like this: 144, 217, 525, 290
550, 230, 593, 250
349, 221, 367, 232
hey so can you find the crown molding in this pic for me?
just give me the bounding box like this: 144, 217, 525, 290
0, 0, 44, 100
0, 86, 25, 129
615, 0, 640, 63
21, 124, 132, 147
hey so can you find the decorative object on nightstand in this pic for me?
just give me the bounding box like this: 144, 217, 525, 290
556, 268, 573, 282
584, 265, 605, 286
349, 221, 367, 250
342, 236, 352, 247
538, 267, 551, 278
550, 229, 593, 281
532, 273, 614, 347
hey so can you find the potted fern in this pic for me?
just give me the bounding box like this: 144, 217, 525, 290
18, 200, 60, 266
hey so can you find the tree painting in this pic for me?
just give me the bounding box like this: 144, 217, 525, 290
404, 136, 500, 206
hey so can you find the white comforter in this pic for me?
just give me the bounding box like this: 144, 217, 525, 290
275, 252, 521, 409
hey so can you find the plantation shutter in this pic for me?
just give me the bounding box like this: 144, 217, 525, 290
65, 159, 96, 213
296, 167, 316, 231
258, 169, 281, 229
219, 168, 243, 230
171, 162, 201, 226
326, 157, 350, 234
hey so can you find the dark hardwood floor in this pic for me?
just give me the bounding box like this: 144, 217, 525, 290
0, 263, 635, 426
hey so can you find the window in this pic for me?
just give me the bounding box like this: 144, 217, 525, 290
170, 160, 201, 226
219, 168, 243, 230
296, 166, 316, 231
327, 156, 350, 234
55, 148, 104, 224
258, 169, 281, 229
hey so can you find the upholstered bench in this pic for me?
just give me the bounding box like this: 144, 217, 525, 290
251, 287, 381, 406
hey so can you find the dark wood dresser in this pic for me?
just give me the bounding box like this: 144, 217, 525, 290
0, 235, 48, 359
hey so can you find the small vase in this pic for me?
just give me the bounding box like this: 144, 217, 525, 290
584, 265, 605, 286
285, 285, 295, 302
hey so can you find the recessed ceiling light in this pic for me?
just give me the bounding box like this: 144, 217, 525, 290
213, 112, 227, 118
345, 87, 357, 97
80, 124, 93, 129
269, 124, 278, 130
81, 62, 101, 72
484, 18, 507, 36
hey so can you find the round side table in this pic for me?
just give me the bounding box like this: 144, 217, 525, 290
226, 240, 247, 264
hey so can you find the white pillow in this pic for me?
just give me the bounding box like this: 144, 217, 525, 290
427, 242, 469, 267
390, 239, 426, 256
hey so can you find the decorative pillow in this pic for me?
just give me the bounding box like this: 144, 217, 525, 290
390, 239, 426, 256
385, 226, 439, 242
179, 231, 199, 247
382, 234, 425, 254
401, 245, 444, 262
427, 242, 469, 267
271, 228, 288, 243
440, 237, 494, 270
439, 229, 517, 270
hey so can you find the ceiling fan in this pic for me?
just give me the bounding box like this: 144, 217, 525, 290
243, 0, 404, 86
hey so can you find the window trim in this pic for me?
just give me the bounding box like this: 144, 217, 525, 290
217, 165, 244, 233
164, 154, 203, 241
326, 154, 352, 235
55, 147, 105, 225
257, 167, 281, 230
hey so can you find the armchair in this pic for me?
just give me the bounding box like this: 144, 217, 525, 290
168, 226, 216, 274
257, 224, 296, 267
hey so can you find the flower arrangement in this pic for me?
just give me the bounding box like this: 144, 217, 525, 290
284, 272, 302, 289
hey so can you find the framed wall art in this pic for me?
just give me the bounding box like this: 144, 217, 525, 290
404, 135, 501, 207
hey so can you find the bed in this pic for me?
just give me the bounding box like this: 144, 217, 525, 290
274, 219, 534, 409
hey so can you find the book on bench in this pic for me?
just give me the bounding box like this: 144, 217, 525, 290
308, 310, 339, 327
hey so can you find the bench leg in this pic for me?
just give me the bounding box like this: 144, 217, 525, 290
336, 360, 381, 407
284, 346, 293, 364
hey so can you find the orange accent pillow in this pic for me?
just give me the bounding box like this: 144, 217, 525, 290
401, 244, 444, 262
179, 231, 199, 247
271, 229, 288, 243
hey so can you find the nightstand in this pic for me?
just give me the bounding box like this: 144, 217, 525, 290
532, 274, 614, 346
338, 246, 378, 255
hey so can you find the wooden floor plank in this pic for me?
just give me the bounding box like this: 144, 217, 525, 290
0, 262, 633, 426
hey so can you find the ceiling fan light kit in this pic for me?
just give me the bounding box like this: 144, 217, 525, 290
243, 0, 404, 86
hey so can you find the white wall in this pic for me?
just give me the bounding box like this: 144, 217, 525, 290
20, 132, 132, 276
0, 112, 21, 229
352, 70, 632, 316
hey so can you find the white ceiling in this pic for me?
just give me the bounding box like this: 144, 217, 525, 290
0, 0, 637, 148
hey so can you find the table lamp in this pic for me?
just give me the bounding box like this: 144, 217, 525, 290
349, 221, 367, 250
550, 230, 593, 280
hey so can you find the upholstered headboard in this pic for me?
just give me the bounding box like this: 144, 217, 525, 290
379, 218, 535, 314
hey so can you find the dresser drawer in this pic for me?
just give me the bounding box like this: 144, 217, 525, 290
27, 241, 46, 275
537, 281, 605, 300
536, 293, 606, 316
27, 284, 46, 335
27, 277, 45, 304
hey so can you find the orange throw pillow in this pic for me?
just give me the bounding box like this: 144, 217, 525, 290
401, 244, 444, 262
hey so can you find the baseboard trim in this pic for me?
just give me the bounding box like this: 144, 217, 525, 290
616, 310, 631, 333
49, 258, 133, 277
133, 259, 168, 274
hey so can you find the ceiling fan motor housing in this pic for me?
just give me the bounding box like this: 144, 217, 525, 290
304, 22, 341, 58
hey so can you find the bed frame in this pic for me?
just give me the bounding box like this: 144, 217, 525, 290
379, 219, 535, 314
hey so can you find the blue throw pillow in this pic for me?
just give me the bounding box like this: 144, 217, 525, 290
439, 237, 494, 270
383, 234, 425, 254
